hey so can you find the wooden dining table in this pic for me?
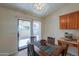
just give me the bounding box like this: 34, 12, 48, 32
33, 41, 66, 56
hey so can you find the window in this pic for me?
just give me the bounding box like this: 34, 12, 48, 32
33, 21, 41, 41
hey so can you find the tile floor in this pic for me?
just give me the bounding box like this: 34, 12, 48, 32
12, 49, 28, 56
10, 48, 73, 56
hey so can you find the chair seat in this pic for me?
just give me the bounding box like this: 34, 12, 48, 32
67, 47, 78, 56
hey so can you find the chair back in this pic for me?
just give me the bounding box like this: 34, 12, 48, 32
58, 40, 69, 56
30, 36, 36, 44
47, 37, 55, 45
40, 39, 47, 46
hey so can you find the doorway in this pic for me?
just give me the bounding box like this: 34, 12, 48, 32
17, 20, 41, 50
18, 20, 31, 50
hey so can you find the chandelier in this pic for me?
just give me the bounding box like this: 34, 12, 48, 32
34, 3, 46, 11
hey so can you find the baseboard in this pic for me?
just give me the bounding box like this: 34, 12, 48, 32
0, 53, 9, 56
9, 51, 18, 56
0, 51, 18, 56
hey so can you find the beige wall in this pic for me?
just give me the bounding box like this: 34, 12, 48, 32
0, 7, 42, 55
43, 3, 79, 44
41, 17, 46, 39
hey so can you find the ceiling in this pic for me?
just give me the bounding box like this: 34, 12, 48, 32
0, 3, 68, 17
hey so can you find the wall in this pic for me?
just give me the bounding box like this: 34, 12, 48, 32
43, 3, 79, 44
41, 17, 46, 39
0, 7, 42, 55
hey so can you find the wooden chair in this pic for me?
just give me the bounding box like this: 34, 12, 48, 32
58, 40, 69, 56
40, 39, 47, 46
47, 37, 55, 45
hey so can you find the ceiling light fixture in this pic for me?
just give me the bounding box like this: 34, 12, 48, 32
34, 3, 46, 11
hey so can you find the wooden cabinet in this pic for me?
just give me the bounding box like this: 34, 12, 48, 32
60, 11, 79, 29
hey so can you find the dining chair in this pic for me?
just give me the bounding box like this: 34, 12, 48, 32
47, 37, 55, 45
27, 36, 36, 56
30, 36, 36, 44
27, 44, 35, 56
40, 39, 47, 46
58, 40, 69, 56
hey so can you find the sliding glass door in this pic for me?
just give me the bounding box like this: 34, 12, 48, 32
18, 20, 41, 50
18, 20, 31, 50
33, 21, 41, 41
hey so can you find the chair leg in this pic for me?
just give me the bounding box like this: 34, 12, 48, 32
62, 44, 69, 56
27, 44, 30, 56
61, 50, 65, 56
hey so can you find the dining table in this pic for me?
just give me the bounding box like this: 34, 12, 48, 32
33, 41, 66, 56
